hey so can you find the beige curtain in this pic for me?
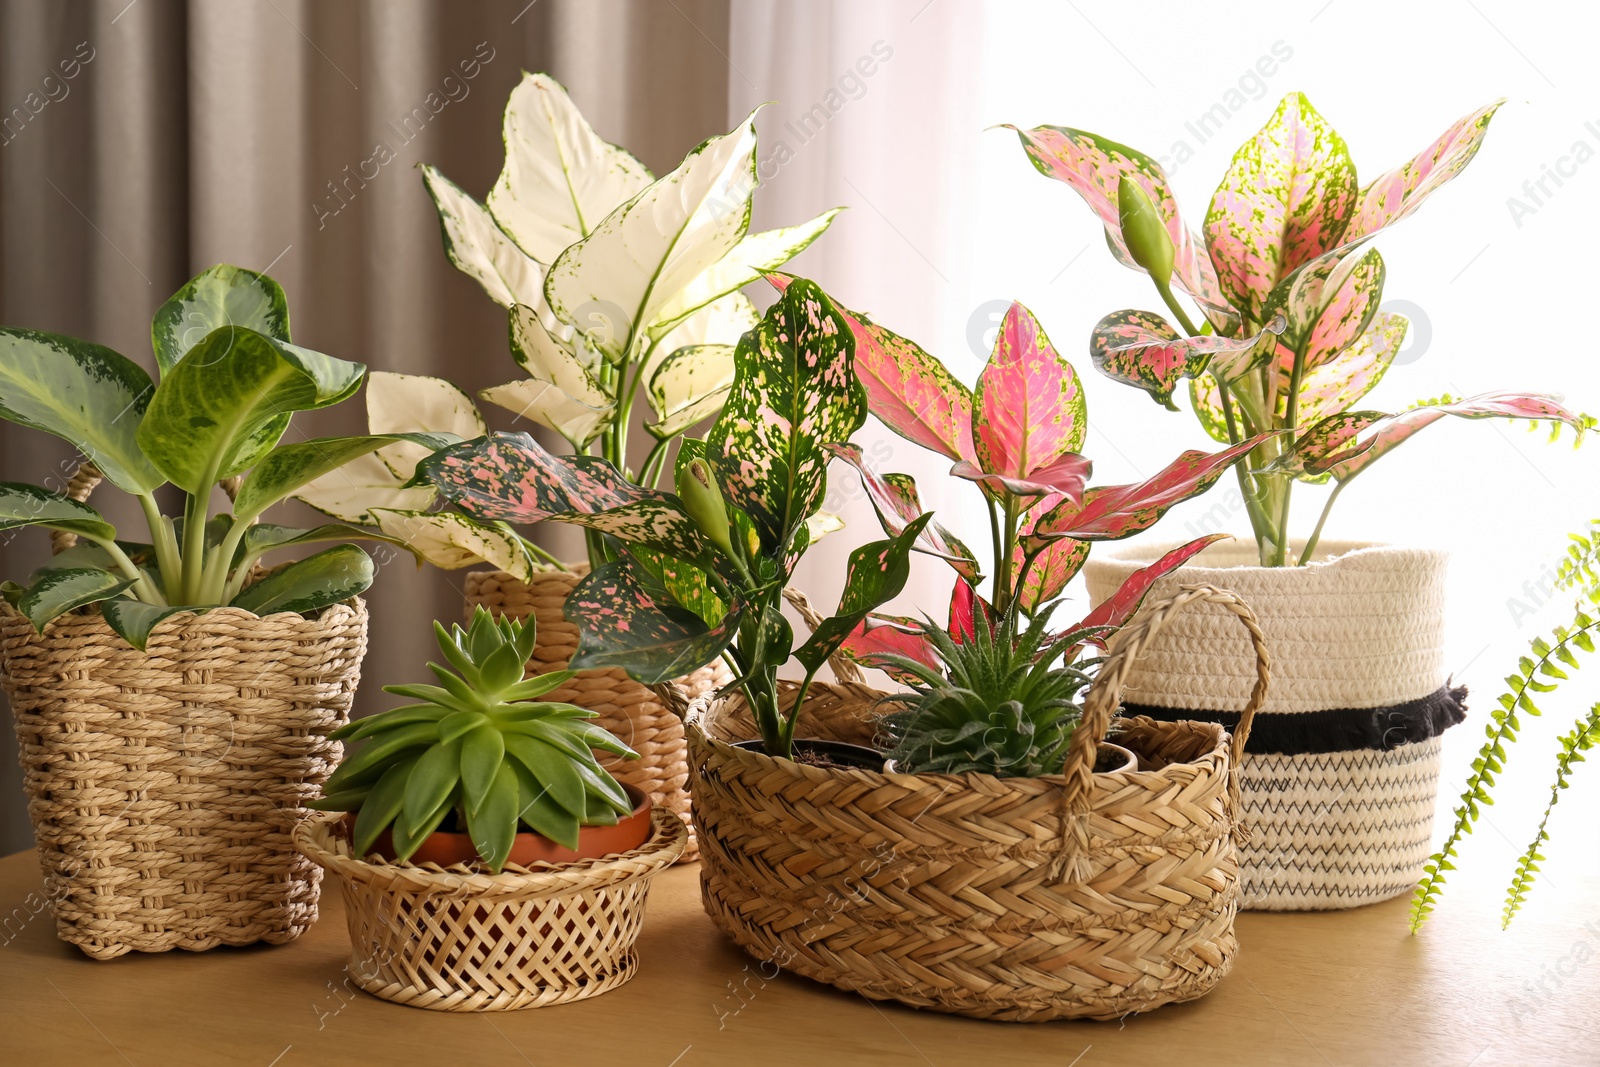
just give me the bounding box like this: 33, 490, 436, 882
0, 0, 731, 852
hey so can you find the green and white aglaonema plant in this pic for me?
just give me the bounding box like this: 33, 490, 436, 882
292, 371, 553, 585
0, 265, 453, 649
792, 277, 1273, 674
311, 607, 638, 873
421, 72, 839, 571
420, 278, 925, 760
1412, 521, 1600, 931
1008, 93, 1591, 566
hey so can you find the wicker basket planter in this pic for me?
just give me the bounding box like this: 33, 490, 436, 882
294, 805, 687, 1011
465, 566, 727, 862
687, 584, 1268, 1022
1084, 539, 1464, 911
0, 599, 367, 959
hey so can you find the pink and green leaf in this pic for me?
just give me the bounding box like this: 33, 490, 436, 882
1031, 434, 1276, 543
1091, 309, 1282, 408
838, 614, 939, 683
1205, 92, 1358, 321
1007, 125, 1237, 330
951, 453, 1091, 504
420, 431, 705, 559
1013, 518, 1088, 615
1290, 311, 1408, 429
708, 277, 866, 553
1343, 100, 1504, 244
1058, 534, 1231, 644
566, 553, 743, 685
1297, 247, 1385, 374
826, 443, 981, 580
792, 515, 934, 673
973, 301, 1086, 480
767, 273, 975, 464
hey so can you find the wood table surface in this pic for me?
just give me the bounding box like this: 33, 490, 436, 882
1, 848, 1595, 1067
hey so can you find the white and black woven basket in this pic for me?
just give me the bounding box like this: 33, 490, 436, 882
1085, 539, 1463, 911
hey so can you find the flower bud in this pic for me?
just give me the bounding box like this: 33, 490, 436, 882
676, 457, 734, 556
1117, 175, 1174, 287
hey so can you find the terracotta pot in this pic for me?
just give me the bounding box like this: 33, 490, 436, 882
351, 785, 653, 868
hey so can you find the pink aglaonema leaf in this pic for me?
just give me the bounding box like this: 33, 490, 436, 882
1290, 311, 1408, 430
1342, 100, 1504, 244
1277, 393, 1590, 484
1091, 309, 1283, 408
1012, 515, 1088, 615
767, 273, 976, 464
421, 431, 706, 559
973, 301, 1086, 482
948, 577, 996, 643
1058, 534, 1232, 646
1205, 92, 1358, 322
1297, 246, 1385, 374
838, 614, 938, 683
952, 453, 1091, 503
826, 443, 981, 580
1031, 435, 1276, 543
1007, 125, 1238, 331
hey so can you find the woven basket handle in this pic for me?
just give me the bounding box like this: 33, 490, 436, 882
782, 587, 866, 685
1052, 582, 1270, 881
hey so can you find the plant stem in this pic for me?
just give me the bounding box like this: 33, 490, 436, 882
89, 536, 162, 605
1274, 344, 1309, 567
515, 532, 569, 571
1155, 279, 1203, 337
994, 496, 1021, 616
639, 436, 672, 489
137, 494, 182, 602
1298, 478, 1349, 566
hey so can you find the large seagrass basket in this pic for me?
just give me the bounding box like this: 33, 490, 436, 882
295, 806, 686, 1011
686, 584, 1269, 1021
465, 566, 728, 863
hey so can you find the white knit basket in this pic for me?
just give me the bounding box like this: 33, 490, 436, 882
1083, 539, 1455, 910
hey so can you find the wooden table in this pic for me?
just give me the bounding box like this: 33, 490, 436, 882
1, 849, 1594, 1066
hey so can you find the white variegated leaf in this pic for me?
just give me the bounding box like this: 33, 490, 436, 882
643, 292, 758, 384
646, 344, 735, 438
480, 377, 612, 447
366, 371, 486, 481
544, 111, 760, 364
421, 164, 545, 308
371, 509, 536, 583
648, 208, 842, 338
805, 510, 845, 542
292, 452, 435, 525
486, 72, 653, 263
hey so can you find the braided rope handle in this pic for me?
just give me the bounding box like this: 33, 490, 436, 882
1052, 583, 1270, 881
782, 587, 865, 684
48, 460, 241, 555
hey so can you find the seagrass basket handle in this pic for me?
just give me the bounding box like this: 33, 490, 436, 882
782, 586, 866, 684
1054, 582, 1270, 879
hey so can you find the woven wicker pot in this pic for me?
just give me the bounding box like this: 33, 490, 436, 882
295, 806, 687, 1011
465, 567, 728, 862
1085, 539, 1463, 912
0, 599, 367, 959
687, 585, 1267, 1022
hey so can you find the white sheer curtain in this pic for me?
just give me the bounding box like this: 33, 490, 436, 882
729, 0, 989, 635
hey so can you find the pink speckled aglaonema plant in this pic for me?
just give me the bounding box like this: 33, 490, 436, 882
1008, 93, 1591, 566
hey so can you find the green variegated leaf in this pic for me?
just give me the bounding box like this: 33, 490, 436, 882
234, 433, 454, 521
150, 265, 290, 375
370, 510, 536, 583
826, 443, 980, 580
422, 163, 546, 309
16, 569, 136, 631
707, 277, 865, 553
0, 329, 162, 493
792, 514, 933, 673
137, 327, 365, 492
648, 208, 843, 338
630, 544, 725, 626
231, 544, 373, 616
1206, 92, 1357, 322
485, 72, 653, 262
566, 553, 744, 684
240, 522, 420, 567
645, 344, 735, 438
544, 110, 759, 364
0, 482, 117, 542
101, 600, 208, 652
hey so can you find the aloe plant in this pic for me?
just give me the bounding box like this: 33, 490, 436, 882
1009, 93, 1591, 565
421, 73, 838, 570
421, 278, 926, 759
805, 278, 1273, 671
311, 607, 637, 872
1412, 522, 1600, 930
0, 265, 450, 649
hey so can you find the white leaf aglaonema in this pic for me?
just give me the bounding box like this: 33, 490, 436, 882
421, 71, 839, 485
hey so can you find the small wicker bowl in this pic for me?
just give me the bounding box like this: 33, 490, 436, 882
294, 807, 687, 1011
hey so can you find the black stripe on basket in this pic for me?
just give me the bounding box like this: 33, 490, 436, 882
1118, 684, 1468, 756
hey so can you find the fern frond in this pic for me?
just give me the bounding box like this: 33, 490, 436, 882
1408, 606, 1600, 932
1501, 703, 1600, 928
